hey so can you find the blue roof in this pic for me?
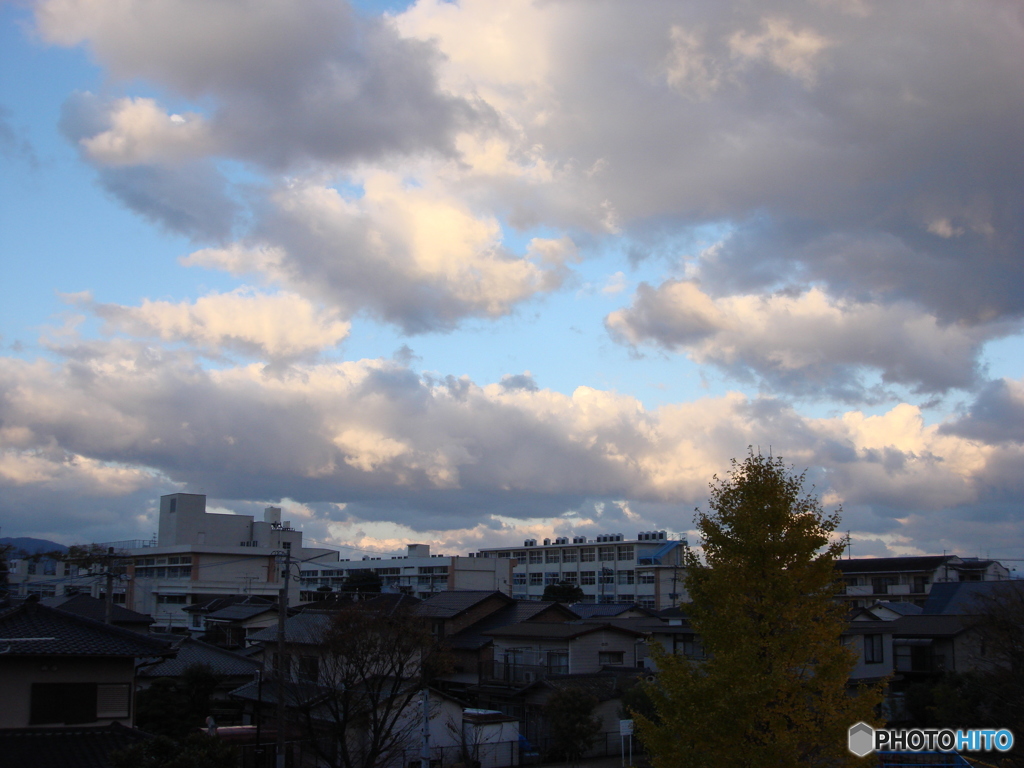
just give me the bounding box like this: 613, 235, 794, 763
922, 581, 1024, 614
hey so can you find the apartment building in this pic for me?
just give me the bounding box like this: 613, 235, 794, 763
836, 556, 1011, 608
123, 493, 339, 630
298, 543, 512, 600
475, 531, 688, 610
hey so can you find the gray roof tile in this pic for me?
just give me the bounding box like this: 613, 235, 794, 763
0, 600, 172, 657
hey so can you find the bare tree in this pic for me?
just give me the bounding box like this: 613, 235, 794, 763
294, 600, 449, 768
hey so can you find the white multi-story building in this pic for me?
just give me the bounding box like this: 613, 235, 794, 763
4, 558, 103, 599
475, 531, 688, 610
124, 493, 338, 629
298, 543, 513, 601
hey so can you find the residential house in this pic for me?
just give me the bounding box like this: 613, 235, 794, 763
39, 594, 154, 634
441, 599, 580, 695
0, 597, 172, 729
137, 635, 263, 725
836, 556, 1011, 609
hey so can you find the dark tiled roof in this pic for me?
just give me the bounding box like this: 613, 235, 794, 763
205, 604, 277, 622
922, 580, 1024, 615
484, 621, 646, 640
247, 611, 333, 645
447, 602, 579, 650
568, 603, 656, 619
889, 614, 973, 637
415, 591, 512, 619
584, 616, 692, 634
0, 600, 173, 657
835, 556, 955, 574
869, 601, 923, 616
0, 723, 153, 768
138, 637, 263, 678
40, 594, 154, 626
183, 595, 274, 614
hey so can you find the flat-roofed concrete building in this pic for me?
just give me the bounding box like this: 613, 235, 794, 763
299, 543, 513, 601
124, 493, 338, 630
475, 531, 688, 610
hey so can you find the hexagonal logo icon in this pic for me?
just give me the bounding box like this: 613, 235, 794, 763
848, 722, 875, 757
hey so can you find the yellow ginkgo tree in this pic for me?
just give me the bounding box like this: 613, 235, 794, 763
637, 451, 885, 768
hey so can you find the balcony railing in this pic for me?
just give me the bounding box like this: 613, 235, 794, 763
480, 661, 564, 686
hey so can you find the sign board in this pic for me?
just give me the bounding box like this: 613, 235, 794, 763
619, 719, 634, 736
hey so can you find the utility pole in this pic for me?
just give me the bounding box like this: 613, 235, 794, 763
104, 547, 115, 624
420, 686, 430, 768
276, 548, 291, 768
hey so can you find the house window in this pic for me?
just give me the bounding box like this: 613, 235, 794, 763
169, 497, 177, 513
43, 560, 57, 576
599, 651, 625, 666
580, 548, 596, 562
580, 571, 596, 585
562, 549, 578, 563
912, 576, 928, 594
638, 598, 657, 609
864, 634, 884, 664
617, 546, 634, 561
871, 577, 896, 595
546, 551, 560, 564
298, 656, 320, 682
617, 570, 634, 585
529, 551, 543, 565
547, 651, 569, 675
529, 573, 543, 586
96, 684, 131, 719
157, 594, 187, 604
680, 636, 705, 658
30, 683, 99, 725
598, 547, 615, 562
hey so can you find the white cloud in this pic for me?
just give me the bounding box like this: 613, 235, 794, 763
3, 342, 1023, 556
85, 289, 351, 360
607, 281, 1008, 397
79, 97, 213, 165
239, 174, 570, 331
728, 17, 832, 86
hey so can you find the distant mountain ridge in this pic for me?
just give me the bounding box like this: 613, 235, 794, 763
0, 537, 68, 556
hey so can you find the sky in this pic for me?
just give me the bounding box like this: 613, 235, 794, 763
1, 0, 1023, 566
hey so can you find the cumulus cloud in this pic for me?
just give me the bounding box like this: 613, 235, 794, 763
82, 289, 351, 361
607, 281, 1009, 398
2, 341, 1023, 555
37, 0, 474, 169
230, 175, 571, 332
78, 97, 214, 166
398, 0, 1024, 328
941, 378, 1024, 445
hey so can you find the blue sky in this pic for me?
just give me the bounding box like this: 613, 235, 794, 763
2, 0, 1023, 563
